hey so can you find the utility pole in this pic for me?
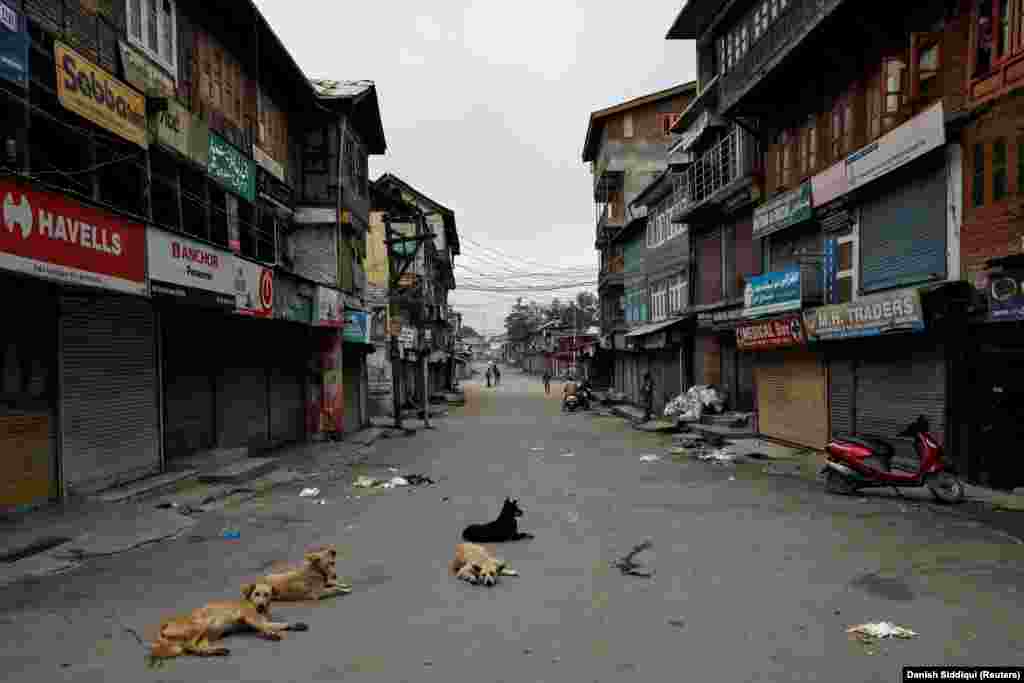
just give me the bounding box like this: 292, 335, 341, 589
419, 210, 432, 430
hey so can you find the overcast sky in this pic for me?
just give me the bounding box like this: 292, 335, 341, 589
254, 1, 696, 335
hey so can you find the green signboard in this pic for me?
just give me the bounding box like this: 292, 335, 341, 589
752, 180, 812, 239
208, 132, 255, 202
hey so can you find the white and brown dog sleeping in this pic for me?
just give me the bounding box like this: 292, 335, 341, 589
450, 543, 518, 587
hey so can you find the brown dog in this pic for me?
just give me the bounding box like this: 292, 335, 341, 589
149, 582, 308, 658
260, 545, 352, 601
450, 543, 518, 587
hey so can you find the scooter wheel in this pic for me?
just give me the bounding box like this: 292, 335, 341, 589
824, 469, 858, 496
927, 472, 965, 504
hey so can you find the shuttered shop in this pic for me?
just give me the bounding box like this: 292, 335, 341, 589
755, 349, 828, 449
216, 316, 269, 448
697, 230, 722, 305
860, 150, 947, 293
163, 308, 217, 460
694, 334, 721, 387
268, 323, 306, 444
60, 294, 160, 495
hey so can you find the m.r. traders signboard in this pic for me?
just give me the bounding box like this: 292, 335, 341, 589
736, 313, 806, 351
147, 229, 235, 309
802, 287, 925, 341
752, 181, 812, 239
743, 267, 801, 318
208, 132, 255, 202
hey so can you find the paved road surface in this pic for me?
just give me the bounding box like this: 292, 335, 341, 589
1, 365, 1022, 682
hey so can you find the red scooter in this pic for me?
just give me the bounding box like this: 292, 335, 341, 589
822, 415, 965, 503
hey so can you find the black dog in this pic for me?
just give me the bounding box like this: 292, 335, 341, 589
461, 498, 534, 543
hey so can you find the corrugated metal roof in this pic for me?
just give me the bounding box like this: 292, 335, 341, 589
309, 79, 375, 99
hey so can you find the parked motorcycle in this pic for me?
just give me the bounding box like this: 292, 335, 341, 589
822, 415, 965, 503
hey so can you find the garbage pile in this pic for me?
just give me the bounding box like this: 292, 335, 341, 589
353, 473, 436, 490
669, 432, 743, 466
663, 385, 728, 421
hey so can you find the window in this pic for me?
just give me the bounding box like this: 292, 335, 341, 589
911, 33, 943, 104
830, 96, 846, 161
994, 138, 1008, 201
623, 114, 634, 138
881, 54, 908, 133
866, 68, 882, 141
126, 0, 177, 74
835, 234, 857, 304
973, 142, 986, 207
660, 113, 678, 136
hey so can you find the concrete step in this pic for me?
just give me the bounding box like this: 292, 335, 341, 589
197, 457, 278, 484
91, 469, 199, 504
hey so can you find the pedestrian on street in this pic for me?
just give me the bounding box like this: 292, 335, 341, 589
493, 364, 501, 386
543, 369, 552, 395
641, 372, 654, 422
485, 365, 492, 388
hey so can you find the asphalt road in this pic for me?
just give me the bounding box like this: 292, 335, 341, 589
1, 365, 1023, 682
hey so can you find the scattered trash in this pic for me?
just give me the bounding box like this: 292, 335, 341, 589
669, 447, 688, 455
639, 454, 661, 462
847, 622, 918, 640
664, 385, 728, 420
404, 474, 435, 486
698, 448, 737, 464
728, 476, 736, 481
221, 529, 240, 540
388, 476, 410, 487
561, 452, 575, 457
441, 496, 450, 502
523, 648, 533, 655
317, 499, 327, 505
354, 476, 379, 488
610, 539, 654, 577
567, 511, 579, 523
299, 488, 320, 497
529, 447, 545, 452
155, 502, 178, 509
667, 618, 686, 629
387, 467, 399, 473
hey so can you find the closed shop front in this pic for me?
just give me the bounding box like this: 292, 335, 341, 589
0, 276, 58, 512
268, 325, 306, 444
693, 333, 720, 387
216, 316, 271, 448
859, 148, 947, 293
806, 286, 939, 463
755, 349, 827, 448
60, 293, 160, 495
162, 307, 218, 460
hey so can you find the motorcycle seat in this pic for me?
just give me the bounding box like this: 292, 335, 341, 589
837, 434, 894, 459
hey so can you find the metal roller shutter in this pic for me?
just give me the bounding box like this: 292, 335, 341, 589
269, 324, 305, 444
855, 341, 946, 462
860, 152, 947, 293
698, 229, 722, 305
343, 357, 360, 433
216, 318, 269, 448
755, 349, 828, 448
661, 348, 682, 403
829, 357, 855, 439
694, 334, 721, 386
60, 294, 159, 495
163, 308, 216, 460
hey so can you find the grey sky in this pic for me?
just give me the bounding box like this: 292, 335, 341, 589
253, 1, 696, 335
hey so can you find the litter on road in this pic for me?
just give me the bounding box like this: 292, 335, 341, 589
639, 454, 661, 462
299, 488, 321, 497
354, 473, 436, 490
611, 539, 654, 577
561, 452, 575, 457
846, 622, 918, 640
698, 448, 737, 464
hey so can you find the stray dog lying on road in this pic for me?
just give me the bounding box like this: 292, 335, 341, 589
461, 498, 535, 543
450, 543, 518, 586
260, 545, 352, 601
149, 582, 309, 658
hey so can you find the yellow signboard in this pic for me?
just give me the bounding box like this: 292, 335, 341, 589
55, 41, 148, 148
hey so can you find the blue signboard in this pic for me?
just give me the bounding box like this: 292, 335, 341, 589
743, 266, 801, 318
824, 238, 838, 304
343, 309, 370, 344
986, 269, 1024, 322
0, 0, 28, 88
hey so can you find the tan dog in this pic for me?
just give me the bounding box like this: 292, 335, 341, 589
149, 582, 309, 658
450, 543, 518, 587
261, 545, 352, 601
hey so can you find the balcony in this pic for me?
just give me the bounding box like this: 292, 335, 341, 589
670, 127, 758, 223
599, 255, 625, 289
718, 0, 847, 117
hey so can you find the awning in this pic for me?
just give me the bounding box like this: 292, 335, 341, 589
624, 315, 693, 338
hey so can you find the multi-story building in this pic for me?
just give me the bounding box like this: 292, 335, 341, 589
666, 1, 981, 468
368, 174, 459, 412
582, 83, 696, 398
0, 0, 384, 512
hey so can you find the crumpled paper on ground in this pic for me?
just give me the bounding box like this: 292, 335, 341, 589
639, 454, 661, 462
697, 448, 737, 464
846, 622, 918, 640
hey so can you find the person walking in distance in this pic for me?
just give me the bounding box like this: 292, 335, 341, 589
485, 364, 492, 388
493, 364, 501, 386
641, 372, 654, 423
543, 369, 552, 395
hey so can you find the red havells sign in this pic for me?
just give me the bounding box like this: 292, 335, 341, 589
0, 179, 146, 294
736, 313, 807, 351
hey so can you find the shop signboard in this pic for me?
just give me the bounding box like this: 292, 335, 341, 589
823, 238, 838, 304
802, 287, 925, 341
743, 266, 801, 318
208, 132, 255, 202
147, 228, 234, 308
736, 313, 806, 351
315, 286, 344, 327
55, 41, 147, 148
846, 101, 944, 192
343, 309, 370, 344
697, 306, 745, 331
0, 179, 147, 294
981, 267, 1024, 322
233, 257, 273, 318
0, 0, 28, 88
752, 181, 812, 239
